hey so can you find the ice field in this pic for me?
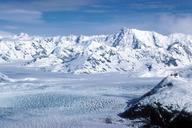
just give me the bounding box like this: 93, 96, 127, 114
0, 63, 162, 128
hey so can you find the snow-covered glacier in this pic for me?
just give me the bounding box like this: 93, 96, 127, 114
1, 28, 192, 75
0, 64, 163, 128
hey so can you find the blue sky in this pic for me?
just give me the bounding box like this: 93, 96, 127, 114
0, 0, 192, 36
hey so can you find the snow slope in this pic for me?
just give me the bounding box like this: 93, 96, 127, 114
0, 28, 192, 74
120, 70, 192, 127
127, 77, 192, 112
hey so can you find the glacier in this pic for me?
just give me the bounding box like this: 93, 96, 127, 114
0, 64, 162, 128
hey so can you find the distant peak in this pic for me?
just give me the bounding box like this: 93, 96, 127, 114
18, 32, 29, 37
120, 28, 158, 35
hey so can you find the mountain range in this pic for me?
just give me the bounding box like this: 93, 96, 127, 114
0, 28, 192, 75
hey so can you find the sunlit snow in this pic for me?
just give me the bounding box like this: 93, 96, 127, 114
0, 63, 161, 128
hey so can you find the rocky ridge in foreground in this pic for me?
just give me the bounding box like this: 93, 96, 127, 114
120, 68, 192, 127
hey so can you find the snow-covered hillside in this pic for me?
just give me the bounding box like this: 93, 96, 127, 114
120, 74, 192, 127
1, 28, 192, 74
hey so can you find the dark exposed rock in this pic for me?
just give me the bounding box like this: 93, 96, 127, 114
119, 77, 192, 128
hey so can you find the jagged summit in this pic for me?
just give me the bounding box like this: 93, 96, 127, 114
0, 28, 192, 75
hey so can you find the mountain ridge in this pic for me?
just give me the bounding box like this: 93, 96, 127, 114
0, 28, 192, 75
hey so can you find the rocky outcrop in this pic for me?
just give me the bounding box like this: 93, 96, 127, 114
120, 76, 192, 128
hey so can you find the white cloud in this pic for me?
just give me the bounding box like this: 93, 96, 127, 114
0, 9, 43, 23
0, 30, 14, 37
3, 25, 18, 30
0, 0, 98, 11
158, 14, 192, 34
107, 13, 192, 35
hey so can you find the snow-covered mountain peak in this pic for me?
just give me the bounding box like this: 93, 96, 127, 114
14, 32, 30, 39
0, 28, 192, 75
111, 28, 168, 49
